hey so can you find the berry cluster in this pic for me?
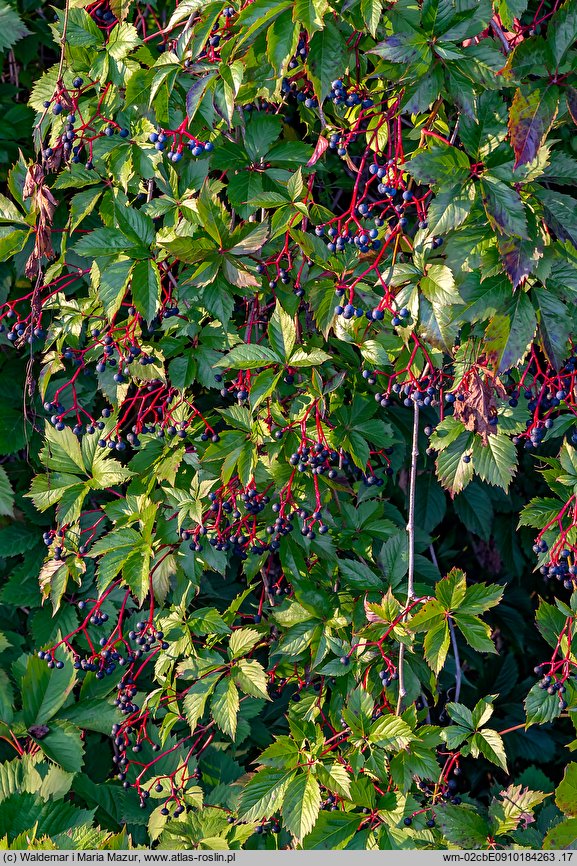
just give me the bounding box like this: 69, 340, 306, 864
148, 130, 214, 161
534, 665, 569, 711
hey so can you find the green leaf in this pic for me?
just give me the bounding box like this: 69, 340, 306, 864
289, 348, 332, 367
548, 0, 577, 65
360, 0, 382, 37
266, 8, 299, 73
0, 2, 29, 52
302, 811, 362, 849
282, 773, 321, 840
338, 559, 384, 590
228, 627, 261, 659
426, 183, 476, 236
22, 656, 76, 726
307, 21, 347, 104
423, 620, 451, 674
471, 434, 517, 492
470, 730, 508, 772
315, 763, 351, 800
535, 598, 567, 649
404, 143, 470, 187
238, 769, 295, 822
420, 263, 460, 305
182, 673, 222, 734
453, 613, 496, 653
370, 32, 432, 66
215, 344, 282, 370
233, 659, 270, 700
268, 300, 296, 361
186, 72, 216, 119
74, 228, 131, 258
503, 36, 553, 81
58, 7, 103, 48
556, 764, 577, 817
480, 175, 527, 238
524, 682, 561, 726
414, 473, 446, 532
454, 483, 493, 540
435, 431, 475, 494
97, 259, 132, 318
534, 287, 573, 370
495, 0, 529, 30
535, 187, 577, 248
33, 720, 85, 774
293, 0, 328, 33
169, 355, 197, 389
211, 677, 239, 739
130, 259, 161, 323
544, 818, 577, 850
369, 714, 414, 750
0, 466, 14, 517
121, 544, 151, 603
436, 804, 490, 848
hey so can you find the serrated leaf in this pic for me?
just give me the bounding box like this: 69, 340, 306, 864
282, 773, 321, 840
556, 764, 577, 817
524, 683, 562, 726
182, 673, 222, 734
508, 84, 559, 168
210, 677, 239, 739
436, 804, 490, 848
471, 434, 517, 492
131, 259, 161, 323
238, 768, 295, 822
215, 344, 282, 369
268, 300, 296, 361
369, 714, 414, 750
228, 628, 261, 660
307, 21, 347, 104
233, 659, 270, 700
470, 729, 508, 771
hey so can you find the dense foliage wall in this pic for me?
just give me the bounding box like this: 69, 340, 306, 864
2, 0, 577, 850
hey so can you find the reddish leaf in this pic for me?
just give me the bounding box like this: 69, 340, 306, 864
307, 135, 329, 167
498, 236, 533, 289
508, 84, 559, 167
